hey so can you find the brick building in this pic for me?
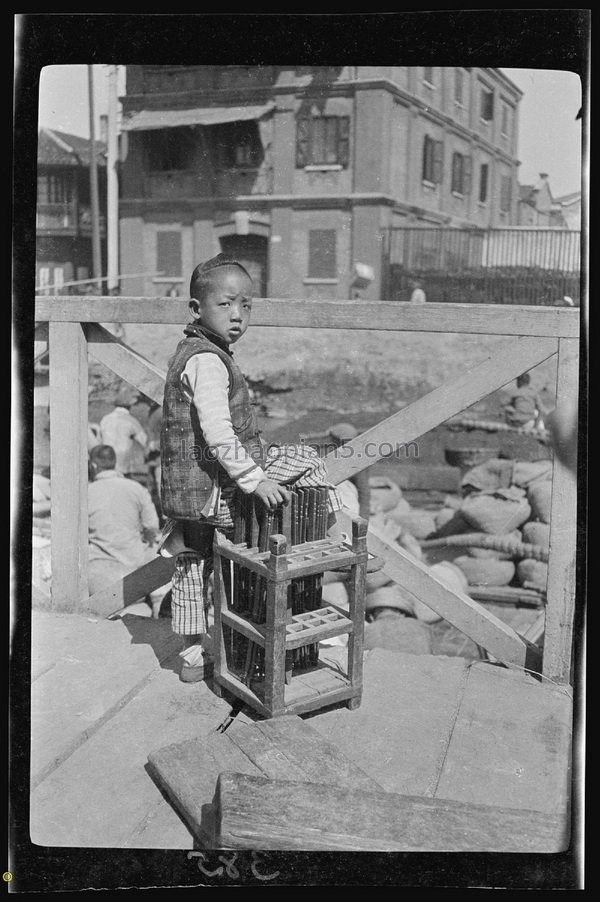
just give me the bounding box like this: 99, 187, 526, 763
118, 66, 522, 300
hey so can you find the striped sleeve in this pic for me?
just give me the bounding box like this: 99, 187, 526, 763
181, 353, 264, 493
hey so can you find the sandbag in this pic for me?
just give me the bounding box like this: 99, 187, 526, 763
460, 490, 531, 534
434, 507, 459, 531
384, 497, 413, 523
321, 582, 350, 609
461, 458, 514, 494
453, 555, 516, 587
365, 584, 414, 617
431, 510, 472, 538
516, 558, 548, 592
366, 568, 393, 592
527, 481, 552, 524
390, 509, 437, 540
397, 530, 424, 562
430, 561, 469, 594
369, 511, 401, 542
516, 559, 548, 591
512, 460, 553, 489
369, 476, 403, 514
521, 521, 551, 550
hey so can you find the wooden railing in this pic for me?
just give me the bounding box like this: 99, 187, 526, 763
34, 297, 580, 685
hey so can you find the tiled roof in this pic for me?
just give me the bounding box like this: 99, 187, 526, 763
38, 127, 107, 167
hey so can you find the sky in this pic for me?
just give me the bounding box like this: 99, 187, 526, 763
37, 65, 583, 199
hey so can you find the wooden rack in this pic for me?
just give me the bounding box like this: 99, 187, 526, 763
212, 517, 368, 719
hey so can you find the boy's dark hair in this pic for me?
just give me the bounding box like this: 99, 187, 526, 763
90, 444, 117, 471
516, 373, 531, 387
189, 253, 252, 300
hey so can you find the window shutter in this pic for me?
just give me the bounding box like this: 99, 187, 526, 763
422, 135, 431, 181
464, 155, 472, 194
500, 175, 512, 212
479, 163, 488, 203
451, 152, 460, 192
337, 116, 350, 167
296, 118, 311, 167
433, 140, 444, 184
308, 229, 336, 278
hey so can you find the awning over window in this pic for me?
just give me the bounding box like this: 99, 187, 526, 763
120, 102, 275, 132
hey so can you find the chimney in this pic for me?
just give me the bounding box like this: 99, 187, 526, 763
539, 173, 549, 180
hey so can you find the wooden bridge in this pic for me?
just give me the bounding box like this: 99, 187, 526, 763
34, 295, 580, 686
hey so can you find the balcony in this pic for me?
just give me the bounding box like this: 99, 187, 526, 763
36, 203, 106, 235
145, 166, 274, 199
214, 166, 273, 197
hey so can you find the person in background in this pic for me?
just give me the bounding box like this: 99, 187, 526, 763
503, 372, 546, 432
408, 278, 426, 305
328, 422, 371, 520
87, 444, 167, 616
99, 385, 149, 485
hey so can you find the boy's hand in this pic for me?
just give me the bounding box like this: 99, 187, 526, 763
254, 478, 291, 511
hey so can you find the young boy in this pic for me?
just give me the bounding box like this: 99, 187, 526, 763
160, 254, 305, 682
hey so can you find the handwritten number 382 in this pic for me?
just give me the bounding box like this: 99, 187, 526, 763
187, 851, 279, 881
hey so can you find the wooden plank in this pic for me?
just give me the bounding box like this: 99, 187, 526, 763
221, 609, 266, 647
543, 337, 579, 685
252, 715, 383, 791
522, 611, 546, 645
147, 731, 265, 849
147, 714, 382, 850
346, 518, 368, 706
435, 663, 573, 817
467, 585, 544, 607
88, 556, 175, 613
85, 323, 166, 405
325, 336, 558, 485
309, 650, 471, 797
225, 720, 309, 782
284, 684, 358, 716
212, 538, 228, 691
48, 322, 89, 610
338, 511, 542, 671
213, 772, 569, 852
35, 296, 580, 338
263, 536, 288, 715
215, 672, 270, 718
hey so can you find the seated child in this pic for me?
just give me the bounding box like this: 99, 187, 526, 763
159, 254, 342, 682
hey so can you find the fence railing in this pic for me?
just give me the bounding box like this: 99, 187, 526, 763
383, 228, 581, 306
33, 296, 580, 686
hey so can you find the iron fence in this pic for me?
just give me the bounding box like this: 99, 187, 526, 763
382, 227, 581, 306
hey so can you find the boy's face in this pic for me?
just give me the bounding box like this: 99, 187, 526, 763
190, 266, 253, 345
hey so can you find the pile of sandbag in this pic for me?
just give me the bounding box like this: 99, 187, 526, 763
369, 474, 437, 540
423, 458, 553, 591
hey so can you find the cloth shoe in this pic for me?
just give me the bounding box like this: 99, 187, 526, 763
179, 640, 214, 683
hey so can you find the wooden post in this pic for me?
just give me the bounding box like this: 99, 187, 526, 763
346, 518, 368, 709
212, 533, 228, 698
543, 337, 579, 685
48, 322, 89, 610
264, 535, 288, 716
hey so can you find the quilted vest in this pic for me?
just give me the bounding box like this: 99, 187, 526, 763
160, 324, 263, 520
